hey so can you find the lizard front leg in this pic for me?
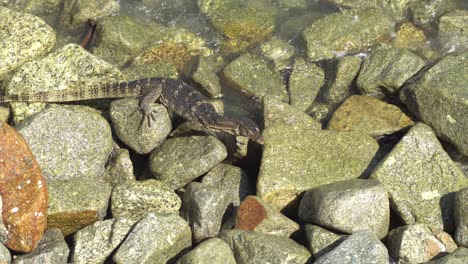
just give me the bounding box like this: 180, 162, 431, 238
138, 82, 163, 129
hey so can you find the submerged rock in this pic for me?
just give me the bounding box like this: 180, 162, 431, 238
288, 58, 325, 112
438, 10, 468, 53
323, 55, 362, 105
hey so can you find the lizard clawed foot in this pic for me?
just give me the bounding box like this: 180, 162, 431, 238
137, 104, 159, 131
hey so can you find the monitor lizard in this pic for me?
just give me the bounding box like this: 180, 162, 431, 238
0, 77, 264, 144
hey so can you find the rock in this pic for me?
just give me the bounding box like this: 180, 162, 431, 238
454, 188, 468, 247
236, 195, 300, 238
314, 230, 388, 264
424, 247, 468, 263
103, 147, 135, 187
393, 22, 429, 52
259, 36, 295, 71
323, 0, 411, 21
111, 179, 181, 219
327, 95, 414, 138
302, 7, 394, 61
149, 136, 227, 189
304, 225, 345, 259
289, 58, 325, 112
401, 54, 468, 157
175, 237, 236, 264
0, 107, 9, 123
408, 0, 457, 31
0, 7, 55, 80
183, 56, 223, 99
72, 218, 137, 264
438, 10, 468, 53
60, 0, 119, 31
219, 229, 311, 264
110, 99, 172, 154
113, 213, 192, 264
181, 182, 229, 242
7, 0, 62, 22
47, 178, 112, 236
258, 124, 378, 211
357, 46, 425, 98
387, 224, 457, 264
11, 229, 69, 264
276, 0, 308, 9
223, 53, 288, 101
16, 105, 113, 181
122, 62, 178, 80
0, 123, 48, 253
0, 242, 11, 264
370, 123, 468, 231
323, 56, 362, 105
263, 95, 321, 130
299, 179, 389, 239
308, 102, 332, 122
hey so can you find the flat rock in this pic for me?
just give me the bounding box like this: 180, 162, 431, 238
176, 237, 236, 264
258, 124, 378, 211
327, 95, 414, 138
370, 123, 468, 230
304, 225, 345, 259
289, 58, 325, 112
149, 136, 227, 189
454, 187, 468, 247
323, 56, 362, 105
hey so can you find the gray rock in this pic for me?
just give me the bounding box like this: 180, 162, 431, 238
175, 237, 236, 264
72, 218, 137, 264
0, 7, 55, 80
314, 230, 388, 264
304, 224, 345, 259
12, 229, 69, 264
184, 56, 222, 99
219, 229, 311, 264
299, 179, 389, 239
259, 36, 295, 71
103, 146, 135, 187
110, 99, 172, 154
438, 10, 468, 53
0, 242, 11, 264
113, 213, 192, 264
357, 46, 425, 98
223, 53, 288, 101
408, 0, 457, 31
48, 178, 112, 236
323, 56, 362, 105
401, 52, 468, 156
17, 105, 113, 181
454, 188, 468, 247
424, 247, 468, 264
111, 179, 181, 219
387, 224, 457, 264
60, 0, 119, 31
370, 123, 468, 230
289, 58, 325, 112
181, 182, 229, 242
149, 136, 227, 189
258, 124, 378, 211
302, 7, 394, 61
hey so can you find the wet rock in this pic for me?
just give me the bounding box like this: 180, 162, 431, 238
0, 242, 11, 263
103, 147, 135, 187
370, 123, 468, 230
149, 136, 227, 189
263, 95, 321, 130
223, 53, 288, 101
11, 229, 69, 264
438, 10, 468, 53
302, 7, 394, 61
0, 123, 48, 252
110, 99, 172, 154
299, 179, 389, 239
259, 36, 295, 71
308, 102, 332, 122
72, 218, 137, 264
6, 0, 62, 23
454, 188, 468, 247
276, 0, 308, 9
60, 0, 119, 31
181, 182, 229, 242
47, 178, 112, 236
326, 0, 411, 21
175, 237, 236, 264
183, 56, 222, 99
304, 224, 345, 259
0, 7, 55, 80
323, 56, 362, 105
408, 0, 457, 31
289, 58, 325, 112
327, 95, 414, 138
122, 62, 178, 80
219, 229, 311, 264
357, 46, 425, 98
401, 52, 468, 156
113, 213, 191, 264
236, 195, 300, 238
258, 124, 378, 212
425, 247, 468, 263
16, 105, 113, 181
387, 224, 457, 263
111, 179, 181, 219
393, 22, 429, 52
314, 230, 388, 264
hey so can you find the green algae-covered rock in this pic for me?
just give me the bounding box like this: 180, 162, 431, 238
176, 238, 236, 264
259, 36, 295, 71
323, 0, 411, 21
438, 10, 468, 53
60, 0, 119, 31
323, 55, 362, 105
304, 225, 345, 259
183, 56, 223, 98
289, 58, 325, 112
370, 123, 468, 231
302, 7, 394, 61
122, 62, 179, 81
408, 0, 457, 31
401, 52, 468, 156
258, 124, 378, 212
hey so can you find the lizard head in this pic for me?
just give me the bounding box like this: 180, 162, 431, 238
226, 116, 264, 145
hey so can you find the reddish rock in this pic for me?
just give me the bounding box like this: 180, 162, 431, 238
0, 123, 48, 252
236, 196, 267, 231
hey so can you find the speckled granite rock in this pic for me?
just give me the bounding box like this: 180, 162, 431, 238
12, 229, 69, 264
111, 179, 181, 219
16, 105, 113, 181
304, 225, 345, 259
289, 58, 325, 112
149, 136, 227, 189
454, 188, 468, 247
176, 237, 236, 264
219, 229, 311, 264
103, 147, 135, 187
258, 124, 378, 212
113, 213, 191, 264
183, 56, 222, 99
323, 56, 362, 105
370, 123, 468, 231
110, 99, 172, 154
259, 36, 295, 71
424, 247, 468, 264
60, 0, 119, 31
438, 10, 468, 53
0, 7, 55, 80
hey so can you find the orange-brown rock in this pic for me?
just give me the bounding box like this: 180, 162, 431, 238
0, 123, 48, 252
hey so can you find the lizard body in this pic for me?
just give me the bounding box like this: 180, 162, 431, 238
0, 77, 264, 144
